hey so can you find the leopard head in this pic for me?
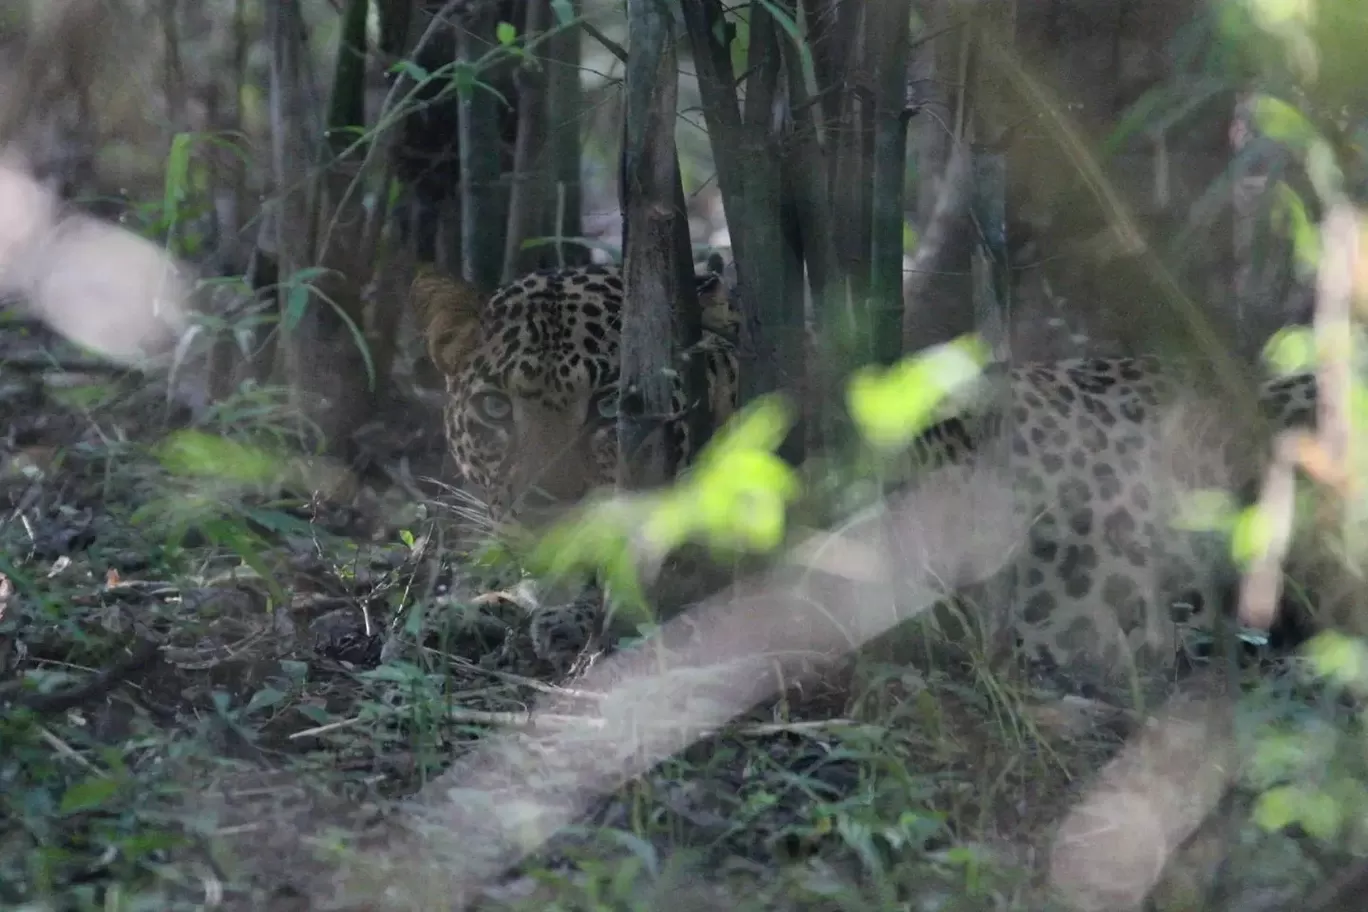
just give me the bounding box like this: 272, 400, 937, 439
411, 263, 734, 533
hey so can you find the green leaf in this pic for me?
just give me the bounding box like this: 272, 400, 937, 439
155, 430, 279, 485
527, 504, 634, 584
727, 10, 750, 75
60, 776, 120, 814
753, 0, 818, 100
1246, 0, 1314, 31
391, 60, 428, 80
1306, 139, 1345, 204
285, 282, 312, 331
163, 132, 195, 224
1230, 505, 1276, 567
451, 61, 477, 99
903, 223, 919, 254
673, 396, 802, 553
278, 265, 330, 333
1305, 631, 1368, 688
1104, 81, 1231, 157
496, 21, 517, 45
641, 495, 693, 553
278, 266, 375, 390
279, 660, 309, 682
404, 599, 427, 636
1351, 385, 1368, 441
119, 830, 183, 861
602, 547, 648, 618
695, 395, 795, 467
1269, 183, 1322, 275
1299, 789, 1344, 842
1263, 324, 1317, 376
1253, 784, 1304, 833
243, 508, 317, 538
1251, 94, 1318, 149
198, 518, 288, 607
1246, 731, 1311, 787
847, 335, 989, 450
245, 686, 288, 715
550, 0, 575, 26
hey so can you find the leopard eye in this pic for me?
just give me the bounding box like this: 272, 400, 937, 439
594, 392, 619, 421
474, 391, 512, 422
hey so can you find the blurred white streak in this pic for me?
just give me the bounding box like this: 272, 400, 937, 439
0, 151, 188, 365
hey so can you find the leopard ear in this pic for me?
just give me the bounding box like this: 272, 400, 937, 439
694, 270, 739, 341
410, 265, 483, 376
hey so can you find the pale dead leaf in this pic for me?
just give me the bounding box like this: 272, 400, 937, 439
0, 153, 189, 364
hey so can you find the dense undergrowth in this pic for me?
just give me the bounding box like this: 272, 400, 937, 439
1, 312, 1366, 911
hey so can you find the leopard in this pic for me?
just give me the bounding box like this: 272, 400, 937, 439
898, 354, 1320, 690
413, 261, 1322, 687
411, 261, 741, 674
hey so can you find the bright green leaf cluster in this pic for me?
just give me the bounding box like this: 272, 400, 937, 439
1240, 0, 1321, 84
903, 223, 920, 254
1246, 729, 1318, 790
1244, 0, 1314, 31
528, 501, 629, 581
1254, 784, 1344, 842
1352, 383, 1368, 439
1231, 503, 1278, 567
1251, 93, 1318, 147
522, 397, 802, 616
59, 776, 122, 815
1305, 630, 1368, 690
847, 335, 990, 452
526, 498, 649, 612
647, 395, 801, 555
154, 430, 281, 486
1250, 93, 1344, 202
1263, 325, 1317, 376
1269, 182, 1323, 276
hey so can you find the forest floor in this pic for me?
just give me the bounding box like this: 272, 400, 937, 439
0, 311, 1352, 912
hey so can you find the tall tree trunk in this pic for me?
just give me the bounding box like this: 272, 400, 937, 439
457, 5, 511, 290
501, 0, 550, 281
543, 0, 587, 267
618, 0, 682, 491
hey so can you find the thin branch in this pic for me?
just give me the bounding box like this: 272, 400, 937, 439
3, 638, 160, 716
579, 20, 627, 63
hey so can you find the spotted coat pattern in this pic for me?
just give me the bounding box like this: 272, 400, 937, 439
414, 264, 1319, 683
907, 356, 1317, 681
412, 263, 739, 528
